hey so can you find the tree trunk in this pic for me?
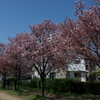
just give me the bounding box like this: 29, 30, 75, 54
17, 70, 21, 88
41, 78, 45, 97
13, 79, 17, 91
13, 66, 18, 91
2, 74, 6, 88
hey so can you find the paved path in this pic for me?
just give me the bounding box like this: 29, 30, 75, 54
0, 91, 23, 100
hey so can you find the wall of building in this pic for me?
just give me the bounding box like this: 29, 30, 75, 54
56, 69, 66, 79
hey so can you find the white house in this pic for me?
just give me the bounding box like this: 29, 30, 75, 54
67, 58, 87, 82
32, 58, 88, 82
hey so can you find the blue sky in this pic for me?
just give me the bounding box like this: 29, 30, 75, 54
0, 0, 91, 44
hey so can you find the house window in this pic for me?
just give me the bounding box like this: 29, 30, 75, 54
74, 59, 81, 64
49, 72, 56, 79
98, 78, 100, 81
86, 65, 88, 70
66, 72, 70, 78
74, 72, 81, 78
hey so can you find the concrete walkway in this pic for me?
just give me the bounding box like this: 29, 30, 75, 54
0, 91, 23, 100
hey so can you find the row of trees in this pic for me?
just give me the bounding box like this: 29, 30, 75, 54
0, 0, 100, 96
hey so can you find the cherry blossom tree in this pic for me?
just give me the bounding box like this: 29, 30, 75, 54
59, 18, 81, 63
59, 0, 100, 73
73, 0, 100, 67
21, 20, 62, 96
5, 36, 31, 90
8, 20, 69, 96
0, 43, 11, 88
29, 20, 72, 96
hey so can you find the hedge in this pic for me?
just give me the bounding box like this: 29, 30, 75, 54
21, 78, 100, 95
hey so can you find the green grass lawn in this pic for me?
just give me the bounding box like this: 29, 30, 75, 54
0, 87, 54, 100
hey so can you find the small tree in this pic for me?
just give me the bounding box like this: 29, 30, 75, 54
0, 43, 11, 88
5, 37, 31, 90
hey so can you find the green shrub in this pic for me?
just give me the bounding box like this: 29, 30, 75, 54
90, 82, 100, 95
20, 78, 100, 95
31, 78, 41, 89
20, 78, 41, 89
45, 78, 79, 93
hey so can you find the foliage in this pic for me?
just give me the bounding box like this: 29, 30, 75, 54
21, 78, 41, 89
21, 78, 100, 95
92, 69, 100, 75
45, 78, 80, 94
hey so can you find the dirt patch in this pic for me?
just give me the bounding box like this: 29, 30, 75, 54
0, 91, 23, 100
